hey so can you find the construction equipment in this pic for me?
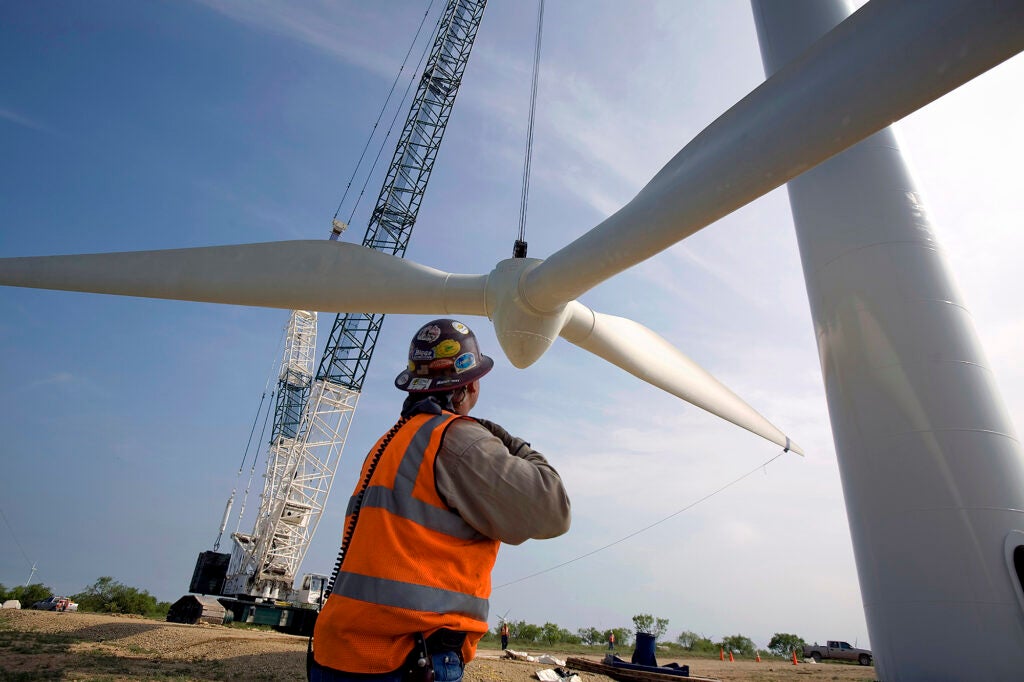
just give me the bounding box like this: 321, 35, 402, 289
183, 0, 489, 631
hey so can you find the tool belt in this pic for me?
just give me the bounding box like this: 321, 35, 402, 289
402, 630, 466, 682
423, 629, 467, 655
309, 630, 466, 682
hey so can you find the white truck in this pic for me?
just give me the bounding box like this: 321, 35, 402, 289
802, 640, 872, 665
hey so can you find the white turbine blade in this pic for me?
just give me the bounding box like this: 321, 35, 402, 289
560, 302, 803, 454
524, 0, 1024, 311
0, 240, 488, 315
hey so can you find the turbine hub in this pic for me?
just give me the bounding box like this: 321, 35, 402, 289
486, 258, 570, 368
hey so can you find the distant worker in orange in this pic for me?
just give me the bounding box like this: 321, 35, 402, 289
500, 621, 510, 651
608, 632, 615, 650
310, 319, 572, 682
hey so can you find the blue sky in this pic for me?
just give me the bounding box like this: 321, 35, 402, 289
1, 0, 1022, 650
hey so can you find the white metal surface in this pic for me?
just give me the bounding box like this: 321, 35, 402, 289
225, 360, 361, 598
226, 310, 317, 598
0, 240, 490, 315
223, 309, 352, 601
0, 242, 801, 451
753, 1, 1024, 679
561, 301, 801, 454
523, 0, 1024, 312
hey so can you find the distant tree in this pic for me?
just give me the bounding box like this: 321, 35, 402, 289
2, 582, 53, 608
632, 614, 669, 640
509, 620, 542, 644
690, 636, 718, 653
720, 634, 756, 656
676, 630, 715, 652
676, 630, 698, 648
577, 627, 603, 645
767, 633, 807, 658
548, 623, 580, 644
72, 576, 169, 617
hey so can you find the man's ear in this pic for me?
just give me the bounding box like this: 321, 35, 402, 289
466, 380, 480, 395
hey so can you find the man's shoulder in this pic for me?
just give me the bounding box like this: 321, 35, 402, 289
443, 416, 490, 441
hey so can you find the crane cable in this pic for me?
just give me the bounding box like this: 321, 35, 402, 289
213, 321, 287, 549
344, 10, 444, 230
332, 0, 441, 233
0, 505, 36, 581
514, 0, 545, 258
234, 393, 277, 535
493, 449, 788, 590
233, 321, 287, 477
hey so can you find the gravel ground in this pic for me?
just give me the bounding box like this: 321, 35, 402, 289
1, 610, 876, 682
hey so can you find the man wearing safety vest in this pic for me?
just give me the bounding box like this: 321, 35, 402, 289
310, 318, 572, 682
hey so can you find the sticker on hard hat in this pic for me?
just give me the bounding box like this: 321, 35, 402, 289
396, 372, 410, 386
433, 339, 461, 358
429, 358, 454, 370
454, 352, 476, 373
408, 361, 415, 371
452, 322, 470, 335
433, 376, 462, 388
409, 378, 432, 391
412, 349, 434, 361
417, 325, 441, 343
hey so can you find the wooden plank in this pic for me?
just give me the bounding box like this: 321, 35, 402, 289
565, 657, 720, 682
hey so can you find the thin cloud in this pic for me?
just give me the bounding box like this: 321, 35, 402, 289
29, 372, 74, 388
193, 0, 420, 78
0, 107, 56, 135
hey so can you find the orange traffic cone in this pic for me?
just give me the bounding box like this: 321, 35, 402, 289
756, 653, 761, 663
719, 648, 724, 661
792, 650, 799, 665
728, 652, 734, 663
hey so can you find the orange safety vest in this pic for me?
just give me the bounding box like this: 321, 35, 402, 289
314, 412, 501, 673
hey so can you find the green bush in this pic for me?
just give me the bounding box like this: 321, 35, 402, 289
676, 630, 717, 652
72, 577, 170, 618
719, 634, 756, 656
767, 633, 807, 658
0, 582, 53, 608
632, 614, 669, 640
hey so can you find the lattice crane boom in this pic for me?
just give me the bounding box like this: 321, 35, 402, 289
318, 0, 487, 390
214, 0, 488, 604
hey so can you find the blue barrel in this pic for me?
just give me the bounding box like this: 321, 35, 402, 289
631, 632, 657, 666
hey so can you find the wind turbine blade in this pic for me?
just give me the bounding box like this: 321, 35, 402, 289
0, 240, 488, 315
561, 302, 803, 454
524, 0, 1024, 311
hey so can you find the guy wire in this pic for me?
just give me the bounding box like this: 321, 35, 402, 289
493, 449, 787, 590
333, 0, 439, 222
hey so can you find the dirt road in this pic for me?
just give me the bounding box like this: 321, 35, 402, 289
1, 610, 876, 681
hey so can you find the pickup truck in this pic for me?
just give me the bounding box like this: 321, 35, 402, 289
31, 596, 78, 612
802, 640, 872, 665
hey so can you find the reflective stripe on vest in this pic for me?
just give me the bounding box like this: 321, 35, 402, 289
333, 572, 489, 621
347, 486, 486, 540
344, 414, 487, 541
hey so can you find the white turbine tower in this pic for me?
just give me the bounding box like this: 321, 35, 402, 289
0, 1, 1022, 676
754, 1, 1024, 678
